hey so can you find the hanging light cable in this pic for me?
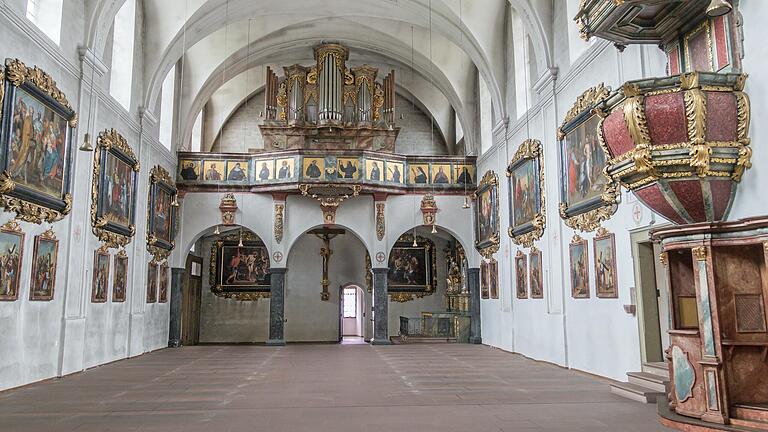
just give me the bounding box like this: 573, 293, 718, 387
213, 0, 231, 236
428, 0, 438, 235
79, 58, 96, 151
459, 0, 471, 209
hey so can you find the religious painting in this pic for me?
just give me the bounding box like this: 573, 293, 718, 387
91, 249, 110, 303
515, 252, 528, 299
454, 164, 475, 185
147, 262, 158, 303
210, 231, 271, 298
275, 157, 295, 180
202, 160, 225, 181
159, 263, 169, 303
431, 164, 451, 185
385, 161, 404, 184
112, 252, 127, 303
91, 129, 139, 248
178, 160, 200, 181
147, 166, 177, 260
387, 235, 436, 294
29, 230, 58, 301
488, 258, 499, 299
0, 222, 24, 301
569, 235, 590, 299
474, 171, 500, 257
529, 248, 544, 299
337, 157, 360, 180
507, 140, 545, 247
407, 163, 430, 185
302, 156, 324, 180
0, 59, 76, 223
480, 260, 489, 299
594, 229, 618, 298
365, 159, 385, 182
253, 159, 273, 182
226, 160, 249, 182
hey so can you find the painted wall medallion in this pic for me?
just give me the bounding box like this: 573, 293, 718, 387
515, 251, 528, 299
112, 250, 128, 302
146, 261, 158, 303
0, 220, 24, 301
474, 170, 500, 258
147, 165, 177, 261
159, 262, 169, 303
91, 247, 110, 303
29, 229, 58, 301
569, 234, 590, 299
507, 139, 545, 247
593, 228, 618, 298
387, 234, 436, 298
0, 59, 77, 223
529, 247, 544, 299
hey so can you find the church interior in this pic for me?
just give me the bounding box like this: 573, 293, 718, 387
0, 0, 767, 431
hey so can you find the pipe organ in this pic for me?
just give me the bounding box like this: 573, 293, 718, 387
261, 42, 399, 152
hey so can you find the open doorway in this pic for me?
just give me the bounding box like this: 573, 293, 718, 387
341, 284, 366, 344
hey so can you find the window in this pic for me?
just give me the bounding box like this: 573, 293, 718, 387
479, 77, 493, 154
191, 111, 203, 152
26, 0, 64, 45
343, 288, 357, 318
109, 0, 137, 111
160, 66, 177, 150
511, 10, 533, 119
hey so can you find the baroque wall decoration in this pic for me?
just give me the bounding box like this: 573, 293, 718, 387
0, 59, 77, 224
529, 247, 544, 299
91, 129, 139, 249
146, 261, 158, 303
375, 201, 385, 241
558, 84, 619, 232
219, 193, 237, 225
91, 246, 109, 303
507, 139, 546, 247
274, 202, 285, 244
147, 165, 177, 261
593, 227, 618, 298
387, 233, 437, 302
159, 262, 169, 303
112, 250, 128, 303
299, 183, 361, 225
209, 230, 271, 301
480, 260, 489, 300
488, 258, 499, 300
420, 193, 438, 226
0, 219, 24, 301
569, 234, 590, 299
29, 228, 57, 301
474, 170, 500, 259
515, 251, 528, 299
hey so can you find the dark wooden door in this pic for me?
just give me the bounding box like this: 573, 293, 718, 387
181, 255, 203, 345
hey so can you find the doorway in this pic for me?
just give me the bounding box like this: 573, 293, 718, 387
341, 284, 365, 343
181, 254, 203, 346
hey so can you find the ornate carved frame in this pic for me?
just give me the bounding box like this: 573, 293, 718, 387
557, 84, 620, 232
91, 129, 139, 248
146, 165, 177, 261
29, 228, 57, 301
569, 234, 591, 299
507, 139, 546, 247
529, 246, 544, 299
474, 170, 500, 259
593, 227, 618, 299
91, 246, 110, 303
0, 219, 24, 301
0, 59, 77, 224
112, 249, 128, 303
209, 230, 271, 301
388, 233, 437, 303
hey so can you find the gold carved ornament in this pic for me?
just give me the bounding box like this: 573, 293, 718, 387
365, 252, 372, 294
274, 202, 285, 244
692, 246, 708, 261
557, 83, 610, 141
90, 129, 139, 249
0, 172, 72, 224
299, 184, 361, 225
375, 202, 385, 241
474, 170, 500, 260
373, 83, 384, 122
146, 165, 177, 261
5, 59, 78, 128
276, 81, 288, 121
506, 139, 546, 248
659, 251, 669, 267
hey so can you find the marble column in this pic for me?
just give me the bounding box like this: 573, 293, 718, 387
267, 268, 288, 346
371, 268, 391, 345
467, 267, 482, 344
168, 268, 185, 348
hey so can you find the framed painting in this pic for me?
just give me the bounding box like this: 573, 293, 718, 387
275, 157, 295, 180
515, 251, 528, 299
407, 163, 430, 184
147, 165, 177, 261
178, 160, 200, 181
385, 161, 404, 184
202, 160, 225, 181
593, 228, 618, 298
529, 247, 544, 299
365, 159, 384, 182
147, 262, 158, 303
0, 220, 24, 301
91, 129, 139, 248
29, 229, 57, 301
91, 248, 109, 303
557, 84, 619, 232
480, 260, 489, 299
337, 157, 360, 180
569, 235, 590, 299
387, 234, 436, 296
112, 250, 127, 302
254, 159, 273, 182
474, 171, 500, 258
226, 160, 249, 181
159, 263, 169, 303
210, 230, 270, 300
454, 164, 475, 185
302, 156, 324, 180
507, 139, 545, 247
488, 258, 499, 299
431, 164, 451, 184
0, 59, 77, 224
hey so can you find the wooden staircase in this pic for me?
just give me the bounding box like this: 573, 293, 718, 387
610, 362, 669, 403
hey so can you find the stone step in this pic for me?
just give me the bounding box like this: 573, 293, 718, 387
627, 371, 668, 393
610, 381, 664, 404
642, 362, 669, 377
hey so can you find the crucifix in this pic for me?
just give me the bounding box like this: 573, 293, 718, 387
310, 228, 345, 301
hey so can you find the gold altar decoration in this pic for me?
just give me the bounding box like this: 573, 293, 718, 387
299, 184, 361, 225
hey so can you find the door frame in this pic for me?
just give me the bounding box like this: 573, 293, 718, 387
181, 254, 203, 345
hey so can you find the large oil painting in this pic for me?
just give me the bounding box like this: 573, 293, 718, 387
569, 236, 590, 299
0, 59, 76, 222
507, 140, 545, 247
30, 230, 58, 301
387, 235, 436, 294
147, 166, 177, 259
562, 115, 609, 208
112, 252, 127, 302
91, 249, 109, 303
474, 171, 499, 256
0, 222, 24, 301
210, 232, 271, 297
594, 229, 618, 298
529, 248, 544, 299
515, 252, 528, 299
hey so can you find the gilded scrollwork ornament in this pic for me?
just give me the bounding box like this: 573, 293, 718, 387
375, 202, 385, 241
474, 170, 501, 259
274, 202, 285, 244
507, 139, 546, 248
146, 165, 177, 261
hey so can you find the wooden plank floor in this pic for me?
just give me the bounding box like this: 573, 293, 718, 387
0, 344, 671, 431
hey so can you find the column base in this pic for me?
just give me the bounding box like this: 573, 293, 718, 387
469, 337, 483, 345
168, 340, 181, 348
371, 338, 392, 345
266, 339, 286, 346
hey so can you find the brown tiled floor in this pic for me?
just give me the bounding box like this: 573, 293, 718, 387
0, 344, 670, 431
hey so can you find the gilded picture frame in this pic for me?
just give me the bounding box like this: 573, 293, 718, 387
569, 235, 590, 299
387, 234, 436, 301
488, 258, 499, 299
209, 230, 271, 301
0, 59, 77, 224
557, 84, 619, 233
529, 247, 544, 299
507, 139, 546, 248
91, 129, 139, 249
147, 165, 177, 261
29, 229, 57, 301
0, 220, 24, 301
474, 170, 500, 259
91, 247, 110, 303
593, 228, 618, 298
515, 251, 528, 299
112, 250, 128, 303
